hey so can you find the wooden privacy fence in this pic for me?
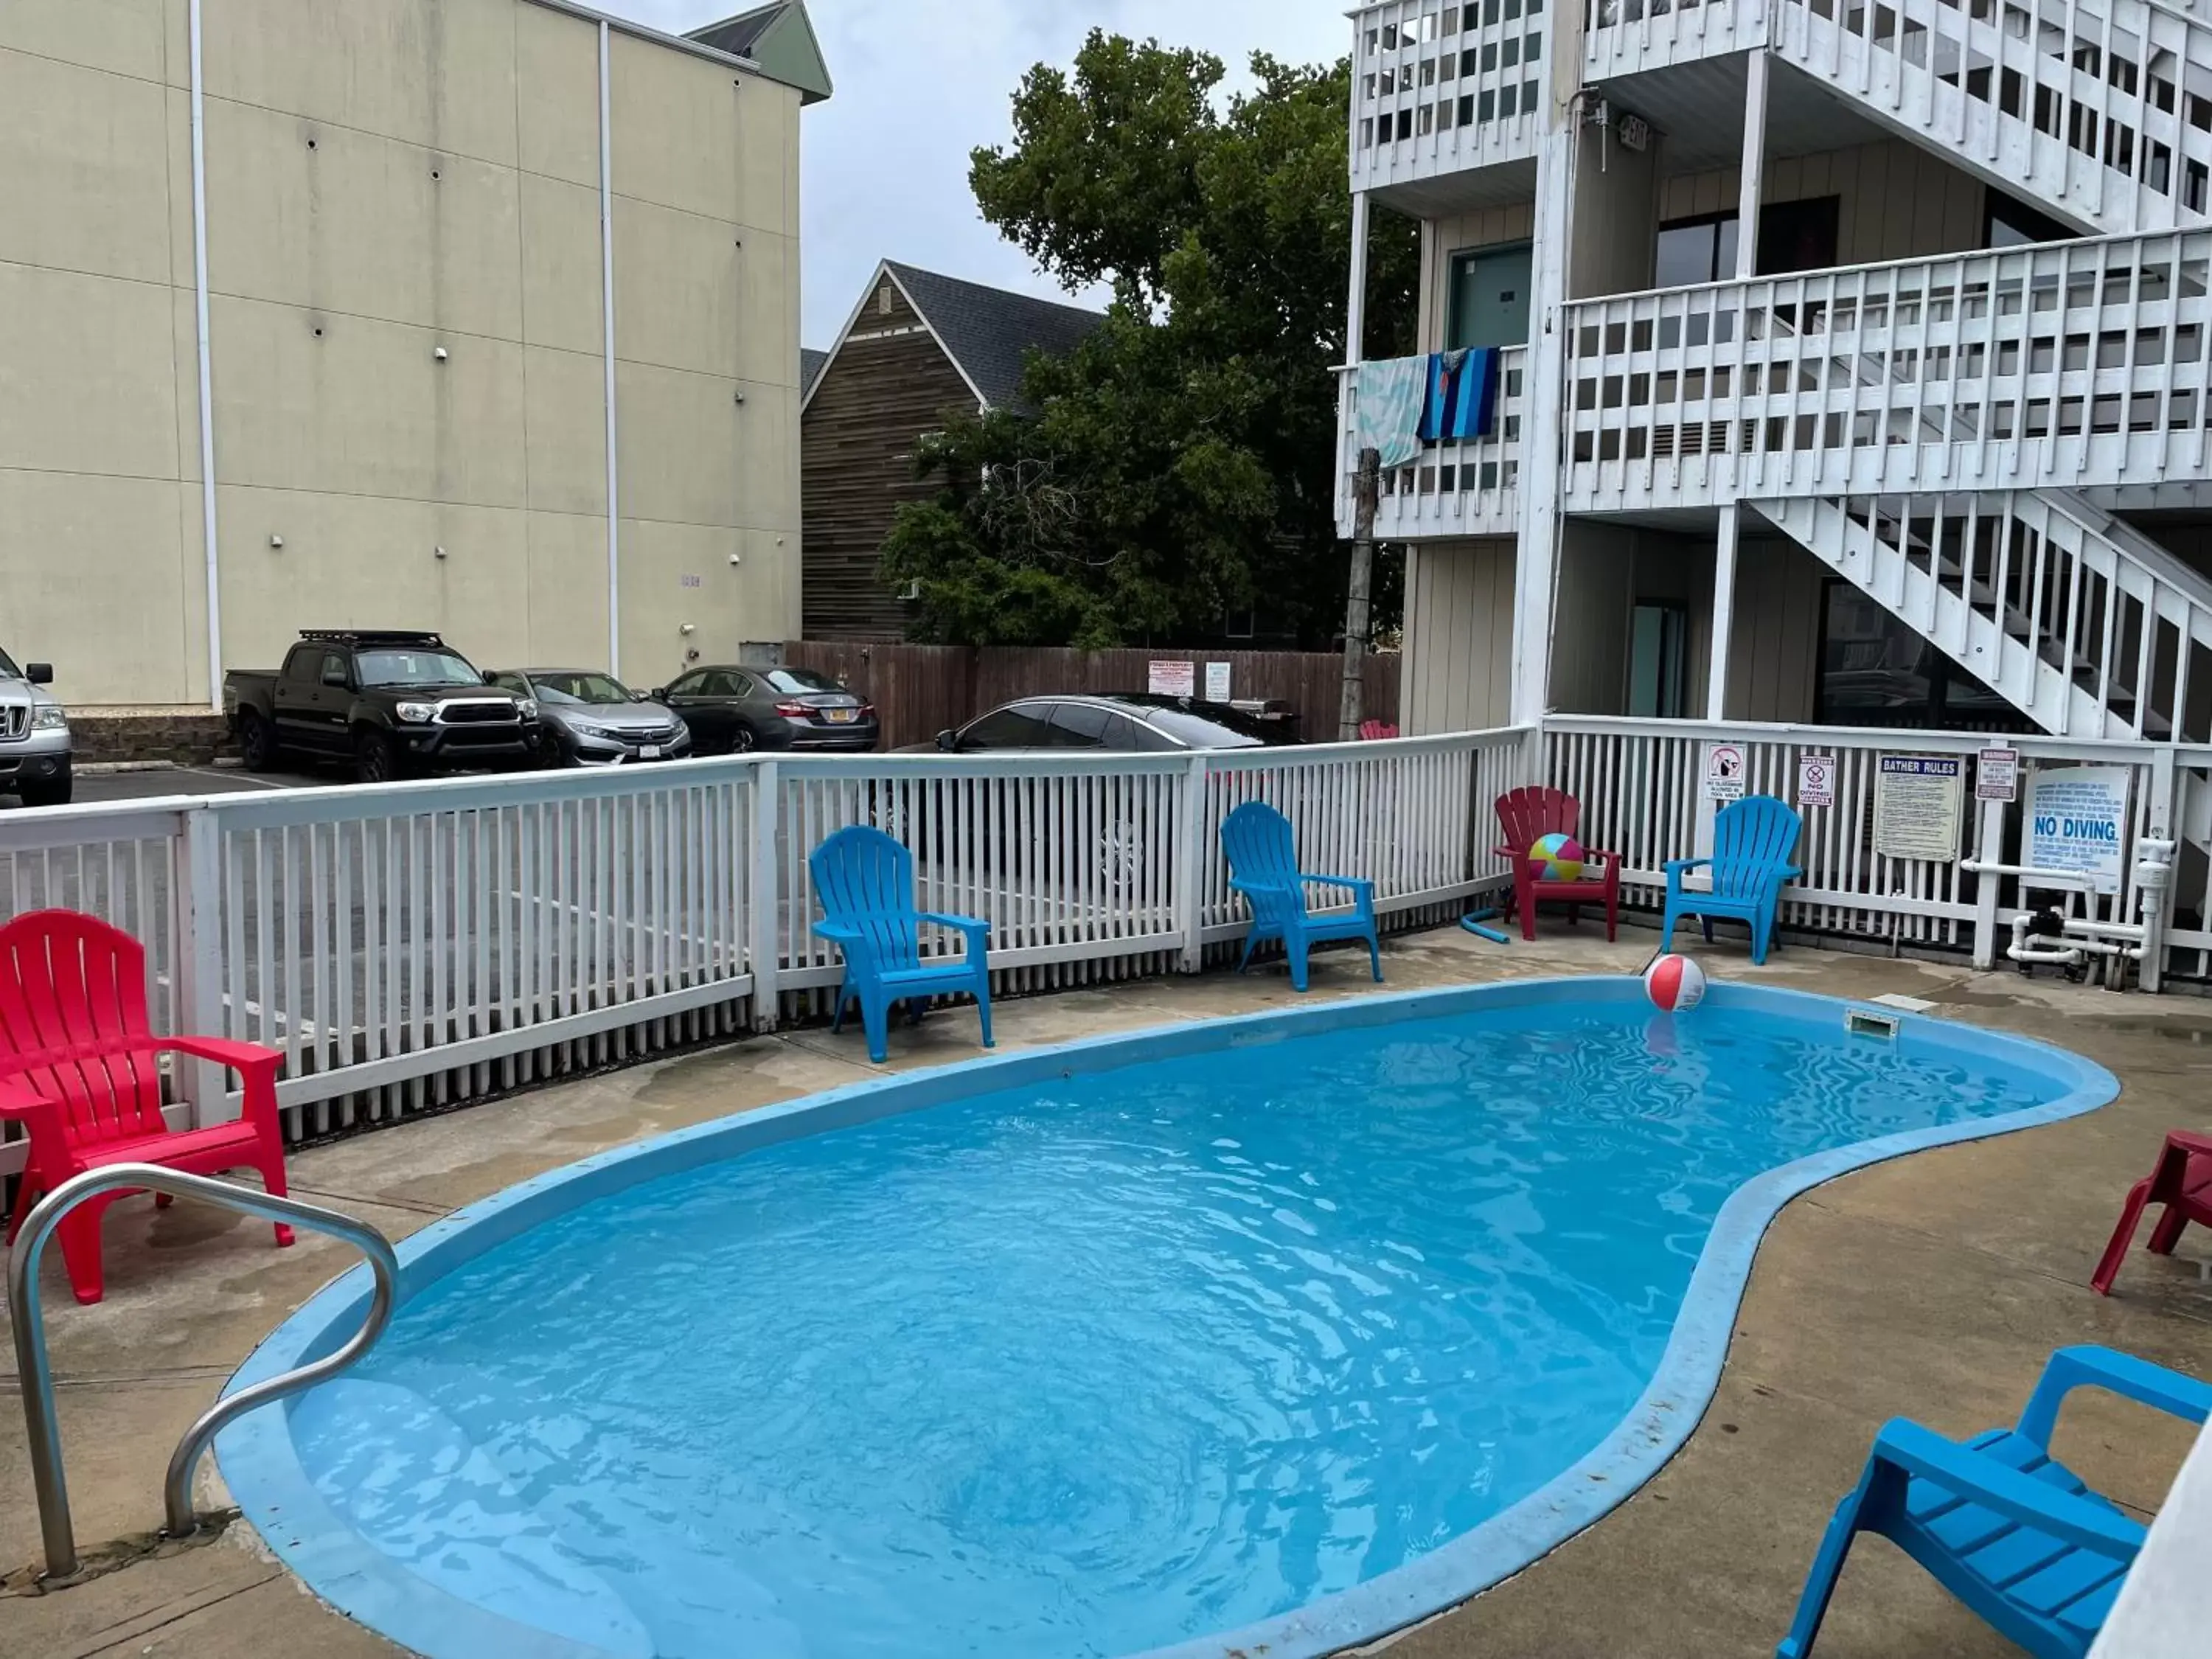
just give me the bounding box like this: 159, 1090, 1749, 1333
782, 641, 1402, 750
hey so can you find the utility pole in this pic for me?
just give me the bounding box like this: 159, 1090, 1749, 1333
1338, 446, 1380, 742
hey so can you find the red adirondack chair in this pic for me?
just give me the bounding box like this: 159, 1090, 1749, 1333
0, 911, 292, 1304
2092, 1130, 2212, 1295
1359, 720, 1400, 741
1493, 787, 1621, 942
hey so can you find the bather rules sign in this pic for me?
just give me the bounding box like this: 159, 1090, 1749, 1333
1873, 755, 1964, 863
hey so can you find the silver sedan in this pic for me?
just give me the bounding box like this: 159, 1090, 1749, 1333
489, 669, 693, 767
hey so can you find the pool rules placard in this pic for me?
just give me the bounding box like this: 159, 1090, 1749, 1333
2027, 766, 2132, 894
1873, 755, 1964, 862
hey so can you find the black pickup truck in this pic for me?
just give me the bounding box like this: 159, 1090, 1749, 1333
223, 630, 538, 782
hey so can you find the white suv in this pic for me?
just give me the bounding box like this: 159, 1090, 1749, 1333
0, 650, 72, 807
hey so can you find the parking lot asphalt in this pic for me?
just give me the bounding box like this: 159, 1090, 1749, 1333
63, 765, 327, 805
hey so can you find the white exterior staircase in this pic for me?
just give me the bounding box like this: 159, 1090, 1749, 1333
1592, 0, 2212, 234
1751, 488, 2212, 740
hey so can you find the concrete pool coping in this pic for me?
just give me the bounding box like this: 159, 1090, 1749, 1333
213, 977, 2121, 1659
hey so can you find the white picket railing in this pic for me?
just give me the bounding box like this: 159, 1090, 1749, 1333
1563, 226, 2212, 511
15, 712, 2212, 1178
0, 732, 1527, 1162
1546, 714, 2169, 951
1350, 0, 1551, 195
1340, 352, 1528, 538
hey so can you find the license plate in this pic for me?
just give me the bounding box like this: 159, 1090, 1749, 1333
639, 744, 661, 759
826, 709, 858, 724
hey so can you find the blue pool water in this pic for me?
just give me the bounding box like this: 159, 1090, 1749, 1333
234, 984, 2110, 1659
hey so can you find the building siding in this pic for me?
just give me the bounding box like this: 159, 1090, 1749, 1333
1419, 204, 1537, 353
0, 0, 804, 703
799, 279, 979, 640
1400, 538, 1515, 734
1658, 138, 1986, 266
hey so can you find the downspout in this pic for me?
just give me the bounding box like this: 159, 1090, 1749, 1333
599, 20, 622, 678
189, 0, 223, 711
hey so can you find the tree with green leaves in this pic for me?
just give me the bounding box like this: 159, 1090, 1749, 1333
878, 35, 1416, 650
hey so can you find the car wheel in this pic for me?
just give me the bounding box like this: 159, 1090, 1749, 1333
16, 774, 72, 809
355, 730, 402, 785
731, 725, 757, 754
237, 710, 277, 772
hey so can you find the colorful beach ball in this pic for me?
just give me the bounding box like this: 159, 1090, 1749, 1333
1528, 832, 1585, 882
1644, 953, 1708, 1013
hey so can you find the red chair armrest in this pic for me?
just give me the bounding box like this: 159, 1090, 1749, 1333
0, 1075, 65, 1135
153, 1034, 283, 1075
0, 1034, 280, 1079
2171, 1130, 2212, 1157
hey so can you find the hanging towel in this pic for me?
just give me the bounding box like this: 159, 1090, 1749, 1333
1419, 347, 1501, 442
1352, 355, 1427, 469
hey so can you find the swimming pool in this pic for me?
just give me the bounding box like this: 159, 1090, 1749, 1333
220, 979, 2115, 1659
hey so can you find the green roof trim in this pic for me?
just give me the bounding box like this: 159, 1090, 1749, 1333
687, 1, 833, 105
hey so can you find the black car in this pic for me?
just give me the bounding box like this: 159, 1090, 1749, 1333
652, 665, 877, 754
488, 669, 692, 767
917, 695, 1300, 754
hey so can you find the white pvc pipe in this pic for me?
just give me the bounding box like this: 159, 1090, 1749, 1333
598, 19, 621, 678
189, 0, 223, 712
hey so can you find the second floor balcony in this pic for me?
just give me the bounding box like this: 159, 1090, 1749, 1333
1562, 226, 2212, 512
1337, 348, 1528, 538
1352, 0, 1551, 208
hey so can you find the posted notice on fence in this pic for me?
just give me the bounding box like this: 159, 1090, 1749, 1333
1873, 755, 1964, 862
1796, 754, 1837, 810
1147, 659, 1196, 697
1704, 742, 1746, 801
2027, 766, 2132, 894
1204, 661, 1233, 702
1976, 746, 2021, 803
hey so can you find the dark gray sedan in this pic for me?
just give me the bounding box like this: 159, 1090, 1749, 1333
650, 665, 878, 754
490, 669, 692, 767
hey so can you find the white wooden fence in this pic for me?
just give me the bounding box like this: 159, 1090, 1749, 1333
0, 731, 1524, 1157
10, 714, 2212, 1169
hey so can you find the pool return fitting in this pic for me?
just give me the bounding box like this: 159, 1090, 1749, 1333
8, 1164, 400, 1582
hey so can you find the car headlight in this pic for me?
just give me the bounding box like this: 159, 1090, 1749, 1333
518, 698, 540, 720
32, 706, 67, 731
395, 701, 436, 724
569, 721, 613, 740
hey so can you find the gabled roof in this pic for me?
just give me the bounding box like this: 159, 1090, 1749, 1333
883, 262, 1105, 413
688, 2, 832, 105
805, 260, 1105, 417
800, 347, 828, 397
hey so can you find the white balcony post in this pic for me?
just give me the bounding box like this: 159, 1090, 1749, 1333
1511, 121, 1577, 725
1737, 49, 1769, 279
1708, 504, 1740, 721
1345, 188, 1371, 367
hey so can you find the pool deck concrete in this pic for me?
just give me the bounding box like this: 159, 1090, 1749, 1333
3, 925, 2209, 1659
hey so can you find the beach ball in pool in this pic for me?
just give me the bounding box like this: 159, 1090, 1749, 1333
1528, 832, 1585, 882
1644, 953, 1708, 1012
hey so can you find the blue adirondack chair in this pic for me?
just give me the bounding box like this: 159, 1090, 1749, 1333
1661, 794, 1804, 965
808, 826, 992, 1065
1220, 801, 1382, 992
1778, 1345, 2211, 1658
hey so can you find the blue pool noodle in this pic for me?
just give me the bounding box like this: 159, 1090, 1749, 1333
1461, 908, 1509, 945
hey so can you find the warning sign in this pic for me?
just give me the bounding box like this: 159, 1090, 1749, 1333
1705, 743, 1747, 802
1796, 754, 1837, 810
1976, 747, 2021, 803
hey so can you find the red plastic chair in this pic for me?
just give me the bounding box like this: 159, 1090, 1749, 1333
2091, 1130, 2212, 1295
1358, 720, 1400, 741
1493, 787, 1621, 943
0, 911, 292, 1305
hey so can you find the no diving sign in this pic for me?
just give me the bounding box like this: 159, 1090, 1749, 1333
1797, 754, 1837, 810
1704, 743, 1747, 801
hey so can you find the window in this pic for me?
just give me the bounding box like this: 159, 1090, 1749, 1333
1046, 703, 1117, 748
354, 649, 481, 688
1984, 188, 2073, 248
319, 653, 350, 688
1447, 243, 1534, 349
1815, 581, 2026, 730
1121, 717, 1183, 752
664, 670, 708, 698
1654, 196, 1839, 286
877, 282, 893, 316
491, 672, 533, 697
762, 668, 841, 694
281, 645, 319, 684
957, 703, 1055, 749
528, 672, 636, 706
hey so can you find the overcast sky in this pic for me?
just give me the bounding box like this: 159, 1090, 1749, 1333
617, 1, 1349, 346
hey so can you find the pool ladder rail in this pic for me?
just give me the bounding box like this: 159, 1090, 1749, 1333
7, 1163, 401, 1582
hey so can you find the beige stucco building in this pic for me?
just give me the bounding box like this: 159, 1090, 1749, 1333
1, 0, 830, 706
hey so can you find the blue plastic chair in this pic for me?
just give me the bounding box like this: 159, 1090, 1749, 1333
808, 826, 992, 1065
1220, 801, 1381, 992
1661, 794, 1804, 965
1778, 1345, 2210, 1658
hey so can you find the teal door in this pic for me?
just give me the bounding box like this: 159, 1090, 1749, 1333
1447, 244, 1534, 350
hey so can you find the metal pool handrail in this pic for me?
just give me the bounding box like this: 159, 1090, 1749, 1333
7, 1163, 401, 1580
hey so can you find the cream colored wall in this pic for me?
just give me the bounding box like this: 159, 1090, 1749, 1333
1658, 138, 1986, 267
1568, 120, 1658, 301
1400, 538, 1516, 734
1417, 204, 1536, 354
0, 0, 803, 705
1725, 534, 1828, 723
